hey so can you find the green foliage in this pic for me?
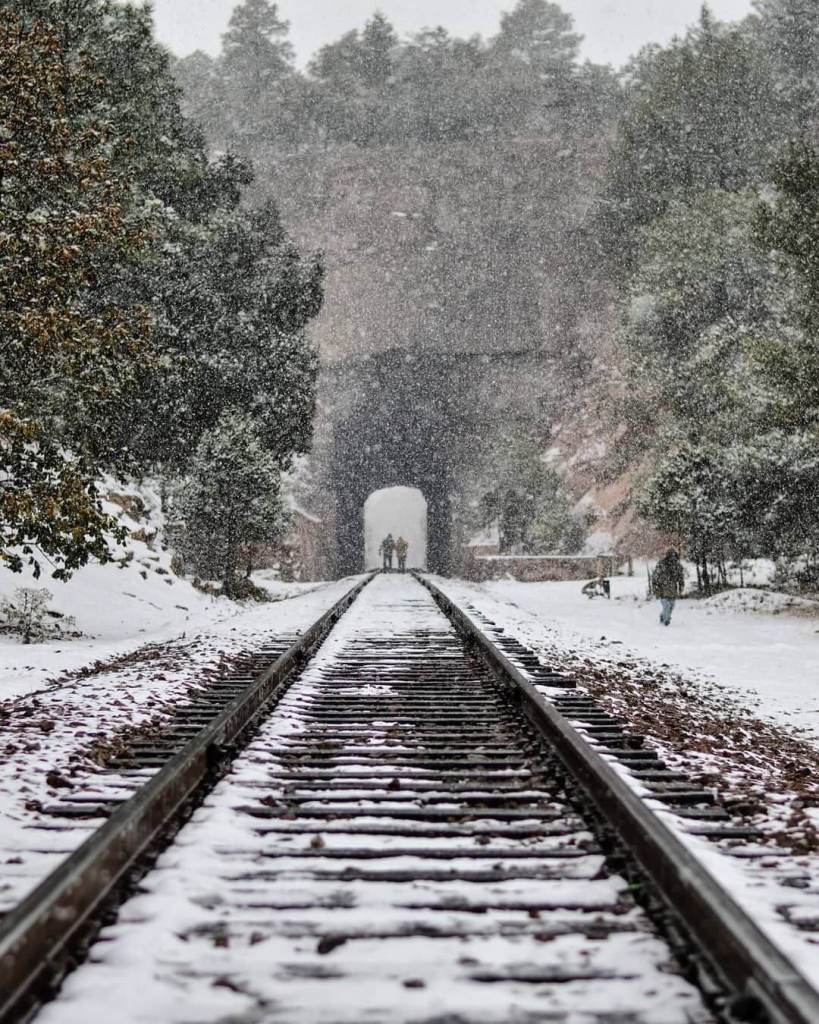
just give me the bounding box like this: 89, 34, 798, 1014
0, 415, 126, 579
177, 0, 619, 151
747, 142, 819, 435
494, 0, 581, 74
638, 442, 743, 588
2, 1, 322, 584
604, 3, 819, 575
620, 189, 770, 429
752, 0, 819, 135
0, 11, 155, 576
173, 412, 289, 594
756, 140, 819, 331
219, 0, 300, 151
478, 430, 583, 554
600, 9, 777, 272
119, 201, 322, 472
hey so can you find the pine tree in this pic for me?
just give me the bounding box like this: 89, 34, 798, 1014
0, 11, 155, 577
600, 8, 778, 271
117, 200, 322, 473
478, 429, 583, 554
749, 140, 819, 433
220, 0, 295, 150
360, 12, 397, 87
638, 442, 743, 590
753, 0, 819, 137
222, 0, 294, 85
493, 0, 581, 72
174, 412, 288, 595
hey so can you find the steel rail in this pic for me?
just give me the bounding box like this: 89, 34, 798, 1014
417, 572, 819, 1024
0, 574, 373, 1023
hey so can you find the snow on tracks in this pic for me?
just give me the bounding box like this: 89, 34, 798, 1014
0, 578, 364, 915
37, 574, 707, 1024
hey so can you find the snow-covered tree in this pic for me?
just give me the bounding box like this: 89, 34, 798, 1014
753, 0, 819, 137
600, 8, 778, 272
0, 11, 155, 577
0, 587, 76, 644
359, 12, 397, 87
119, 200, 322, 473
620, 189, 772, 432
638, 442, 745, 591
220, 0, 297, 149
173, 412, 288, 596
493, 0, 581, 72
477, 430, 584, 554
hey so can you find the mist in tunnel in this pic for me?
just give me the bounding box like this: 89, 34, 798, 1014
364, 487, 428, 569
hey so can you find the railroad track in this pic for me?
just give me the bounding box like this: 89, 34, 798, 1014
0, 573, 817, 1023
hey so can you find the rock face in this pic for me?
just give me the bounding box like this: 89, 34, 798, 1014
258, 138, 606, 364
253, 135, 633, 570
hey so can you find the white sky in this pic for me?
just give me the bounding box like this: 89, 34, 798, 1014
150, 0, 756, 68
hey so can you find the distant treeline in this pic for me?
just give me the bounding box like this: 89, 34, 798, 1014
175, 0, 622, 152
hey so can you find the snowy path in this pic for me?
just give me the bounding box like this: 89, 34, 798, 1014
470, 576, 819, 743
35, 575, 707, 1024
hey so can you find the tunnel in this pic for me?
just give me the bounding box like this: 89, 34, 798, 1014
326, 349, 475, 576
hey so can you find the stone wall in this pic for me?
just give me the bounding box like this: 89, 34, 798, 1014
464, 552, 624, 583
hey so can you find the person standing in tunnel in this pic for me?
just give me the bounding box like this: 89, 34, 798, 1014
396, 536, 408, 572
379, 533, 395, 570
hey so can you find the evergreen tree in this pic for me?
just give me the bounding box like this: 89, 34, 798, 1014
493, 0, 581, 73
0, 11, 156, 577
600, 8, 777, 271
753, 0, 819, 137
621, 189, 771, 430
222, 0, 294, 85
638, 442, 743, 590
118, 201, 323, 473
748, 141, 819, 433
360, 11, 397, 86
220, 0, 296, 149
478, 429, 583, 553
174, 412, 288, 595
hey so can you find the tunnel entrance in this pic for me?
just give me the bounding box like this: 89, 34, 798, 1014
320, 346, 548, 578
364, 487, 428, 569
326, 349, 473, 576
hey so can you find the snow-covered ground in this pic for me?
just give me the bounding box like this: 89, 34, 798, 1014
33, 574, 708, 1024
0, 484, 320, 702
0, 576, 365, 912
431, 575, 819, 997
470, 572, 819, 744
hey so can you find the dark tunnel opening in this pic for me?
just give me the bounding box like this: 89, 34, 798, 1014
327, 350, 471, 576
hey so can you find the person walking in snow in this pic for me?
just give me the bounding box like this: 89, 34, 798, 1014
651, 549, 684, 626
379, 533, 395, 570
396, 536, 408, 572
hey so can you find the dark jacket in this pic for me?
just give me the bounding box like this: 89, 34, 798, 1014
652, 555, 684, 599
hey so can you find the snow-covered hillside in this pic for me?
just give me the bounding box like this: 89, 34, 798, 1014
0, 484, 315, 702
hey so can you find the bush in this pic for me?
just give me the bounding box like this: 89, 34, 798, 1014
0, 588, 77, 644
172, 411, 288, 597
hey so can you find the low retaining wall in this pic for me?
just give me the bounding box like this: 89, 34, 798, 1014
465, 553, 622, 582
